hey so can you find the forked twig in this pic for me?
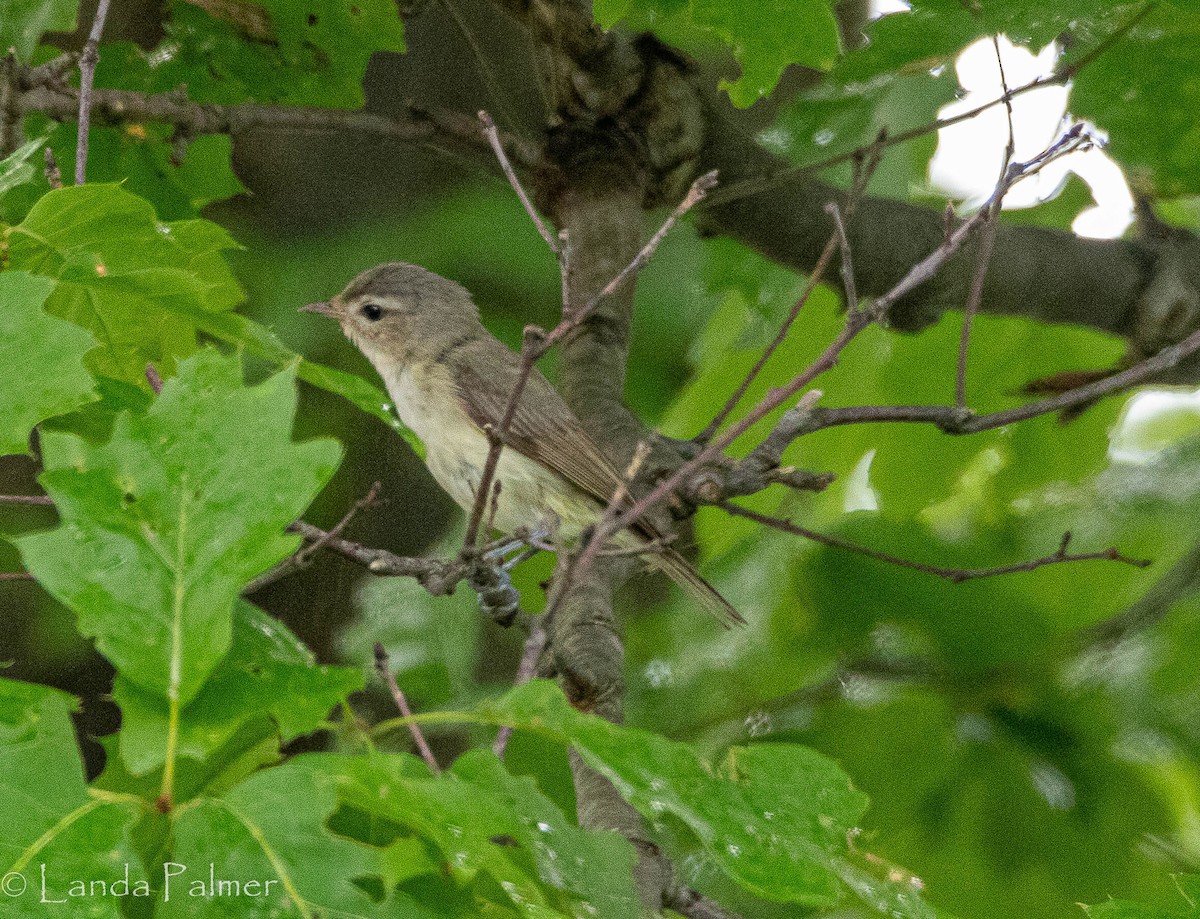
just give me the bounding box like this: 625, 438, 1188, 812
245, 482, 383, 593
460, 141, 717, 552
567, 125, 1101, 591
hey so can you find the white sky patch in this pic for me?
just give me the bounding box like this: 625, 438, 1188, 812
844, 448, 880, 513
860, 6, 1195, 460
1109, 389, 1200, 463
930, 35, 1134, 239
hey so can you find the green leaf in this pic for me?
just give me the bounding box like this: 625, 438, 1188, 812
340, 749, 641, 919
166, 756, 391, 918
597, 0, 839, 106
0, 270, 96, 455
30, 120, 248, 219
4, 183, 413, 443
0, 678, 145, 917
1085, 875, 1200, 917
0, 0, 76, 61
696, 0, 841, 106
113, 599, 363, 775
16, 349, 341, 705
5, 183, 242, 383
0, 134, 49, 196
102, 0, 405, 108
436, 680, 872, 906
1070, 7, 1200, 196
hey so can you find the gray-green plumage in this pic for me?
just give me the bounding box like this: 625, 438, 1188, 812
306, 262, 742, 626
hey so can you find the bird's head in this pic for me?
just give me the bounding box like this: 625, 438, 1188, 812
301, 262, 483, 367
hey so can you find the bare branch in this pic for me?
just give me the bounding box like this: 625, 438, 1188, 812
578, 170, 717, 320
1, 52, 19, 155
74, 0, 113, 184
701, 1, 1155, 211
694, 146, 871, 447
374, 642, 441, 773
1078, 538, 1200, 649
0, 572, 36, 581
492, 617, 548, 758
43, 146, 62, 188
798, 323, 1200, 437
826, 201, 858, 310
145, 363, 165, 395
663, 884, 746, 919
460, 171, 717, 553
719, 502, 1150, 582
692, 234, 838, 446
246, 482, 383, 593
0, 494, 54, 505
479, 109, 559, 252
17, 81, 528, 169
579, 125, 1100, 557
286, 519, 468, 594
957, 37, 1017, 408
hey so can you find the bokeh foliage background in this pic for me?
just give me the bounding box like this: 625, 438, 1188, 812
3, 0, 1200, 917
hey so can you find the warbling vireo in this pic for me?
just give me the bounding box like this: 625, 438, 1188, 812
302, 262, 741, 626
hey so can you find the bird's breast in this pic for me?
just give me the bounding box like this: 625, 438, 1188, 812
380, 363, 599, 541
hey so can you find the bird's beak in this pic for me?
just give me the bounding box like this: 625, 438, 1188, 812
299, 301, 336, 317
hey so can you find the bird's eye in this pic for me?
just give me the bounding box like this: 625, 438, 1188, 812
360, 303, 384, 322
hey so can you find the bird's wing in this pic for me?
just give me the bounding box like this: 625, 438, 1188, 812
451, 355, 631, 512
452, 344, 745, 627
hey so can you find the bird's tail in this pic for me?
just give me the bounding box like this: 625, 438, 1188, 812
650, 547, 745, 628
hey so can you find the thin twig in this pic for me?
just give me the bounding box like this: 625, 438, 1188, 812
579, 170, 717, 319
569, 126, 1093, 578
1079, 538, 1200, 649
0, 572, 36, 581
796, 323, 1200, 437
956, 37, 1016, 408
460, 170, 718, 552
460, 353, 537, 551
0, 494, 54, 505
691, 234, 838, 445
286, 519, 468, 593
374, 642, 441, 773
1, 52, 19, 155
558, 228, 573, 316
600, 442, 651, 536
75, 0, 113, 184
43, 147, 62, 188
145, 363, 164, 394
694, 144, 880, 446
492, 618, 548, 758
245, 482, 383, 593
479, 109, 558, 252
700, 1, 1156, 211
825, 201, 858, 310
719, 502, 1150, 582
15, 78, 527, 168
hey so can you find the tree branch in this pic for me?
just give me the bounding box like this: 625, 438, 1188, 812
692, 71, 1198, 351
719, 502, 1150, 583
74, 0, 113, 184
16, 80, 534, 171
374, 642, 441, 773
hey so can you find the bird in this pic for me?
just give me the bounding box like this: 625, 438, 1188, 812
301, 262, 742, 626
